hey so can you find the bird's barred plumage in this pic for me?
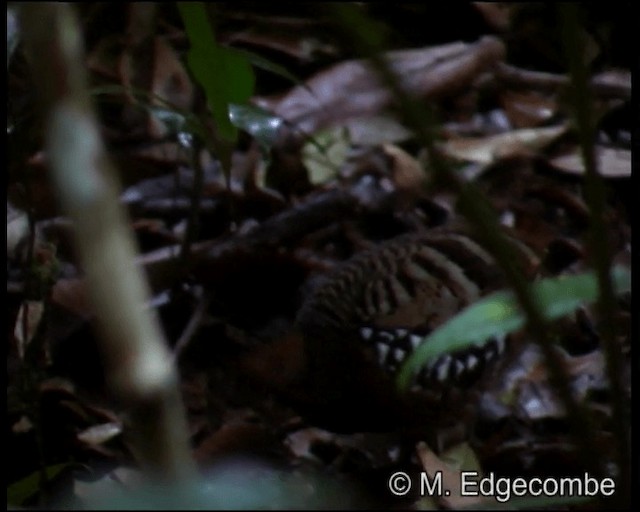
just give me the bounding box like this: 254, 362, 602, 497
296, 229, 534, 387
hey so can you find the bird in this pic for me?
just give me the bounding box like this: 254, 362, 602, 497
240, 227, 540, 434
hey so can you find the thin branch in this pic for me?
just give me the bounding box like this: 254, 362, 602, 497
558, 4, 630, 503
21, 3, 196, 483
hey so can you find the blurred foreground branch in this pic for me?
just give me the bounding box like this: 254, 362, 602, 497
21, 3, 196, 483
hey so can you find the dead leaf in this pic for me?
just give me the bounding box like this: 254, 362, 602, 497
483, 344, 610, 421
77, 422, 123, 445
302, 127, 350, 185
148, 37, 194, 138
441, 124, 567, 164
382, 144, 426, 193
7, 201, 30, 260
343, 115, 412, 146
14, 301, 45, 359
12, 416, 34, 434
416, 441, 489, 509
256, 36, 505, 137
550, 146, 630, 178
472, 3, 513, 31
501, 90, 558, 128
497, 63, 630, 99
591, 69, 631, 99
286, 427, 335, 460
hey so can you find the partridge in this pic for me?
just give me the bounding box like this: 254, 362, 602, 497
242, 228, 540, 433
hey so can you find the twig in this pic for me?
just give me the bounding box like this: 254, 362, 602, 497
172, 293, 210, 363
21, 3, 196, 483
197, 188, 359, 261
558, 4, 630, 504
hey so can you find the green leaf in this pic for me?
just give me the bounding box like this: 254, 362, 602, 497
7, 463, 70, 506
228, 103, 283, 150
177, 3, 255, 142
397, 266, 631, 390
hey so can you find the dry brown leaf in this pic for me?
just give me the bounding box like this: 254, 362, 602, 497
472, 2, 513, 31
147, 36, 194, 137
285, 427, 335, 459
591, 69, 631, 99
550, 146, 630, 178
14, 301, 45, 359
497, 64, 630, 100
382, 144, 426, 192
7, 201, 30, 260
343, 115, 412, 145
416, 441, 489, 509
485, 344, 609, 421
77, 422, 123, 446
12, 415, 34, 434
256, 36, 505, 137
501, 90, 558, 128
441, 124, 567, 164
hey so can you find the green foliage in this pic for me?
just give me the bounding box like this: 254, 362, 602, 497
177, 2, 255, 142
228, 103, 283, 151
397, 266, 631, 389
7, 463, 70, 506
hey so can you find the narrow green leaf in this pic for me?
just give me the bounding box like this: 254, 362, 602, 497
397, 266, 630, 390
7, 463, 70, 506
177, 2, 255, 142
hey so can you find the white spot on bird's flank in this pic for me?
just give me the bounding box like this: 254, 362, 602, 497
484, 342, 499, 362
360, 327, 373, 339
394, 328, 408, 338
377, 343, 390, 364
454, 359, 465, 377
466, 354, 479, 371
393, 348, 405, 362
409, 334, 423, 351
436, 356, 451, 381
500, 210, 515, 227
